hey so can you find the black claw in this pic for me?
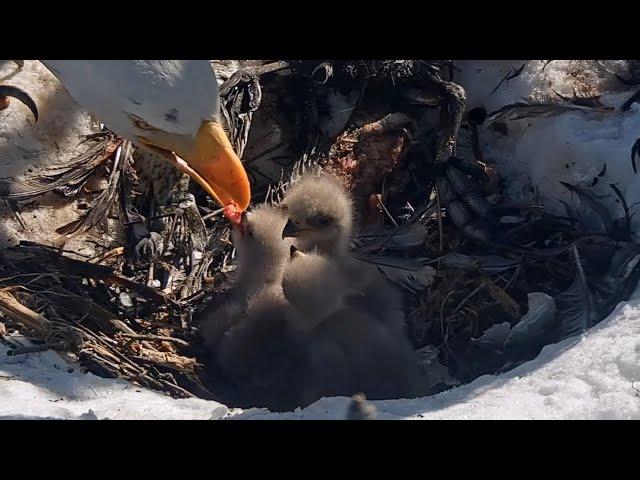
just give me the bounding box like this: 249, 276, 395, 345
0, 85, 38, 122
621, 88, 640, 112
631, 137, 640, 174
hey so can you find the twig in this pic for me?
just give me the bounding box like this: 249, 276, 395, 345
119, 333, 190, 347
440, 290, 456, 331
449, 282, 485, 319
436, 187, 444, 253
0, 289, 50, 336
42, 286, 136, 335
3, 200, 27, 230
202, 207, 225, 221
240, 61, 290, 77
375, 196, 398, 228
89, 247, 124, 264
503, 265, 521, 291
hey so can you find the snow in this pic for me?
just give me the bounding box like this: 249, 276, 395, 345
457, 60, 640, 234
2, 60, 640, 419
3, 281, 640, 420
0, 336, 228, 420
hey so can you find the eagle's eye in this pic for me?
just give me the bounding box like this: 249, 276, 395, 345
134, 119, 157, 131
125, 112, 158, 131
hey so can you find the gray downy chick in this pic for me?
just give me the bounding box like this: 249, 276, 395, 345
281, 174, 405, 333
282, 246, 349, 332
199, 204, 290, 351
215, 286, 310, 411
282, 248, 425, 403
200, 204, 310, 410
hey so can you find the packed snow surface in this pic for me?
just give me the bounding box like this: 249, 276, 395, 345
0, 339, 228, 420
3, 282, 639, 420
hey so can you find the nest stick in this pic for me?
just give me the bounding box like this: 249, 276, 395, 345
0, 290, 50, 337
119, 333, 189, 347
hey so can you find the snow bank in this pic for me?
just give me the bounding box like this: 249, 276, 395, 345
0, 337, 227, 420
457, 60, 640, 234
3, 280, 640, 420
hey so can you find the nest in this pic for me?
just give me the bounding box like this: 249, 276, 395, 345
2, 60, 640, 406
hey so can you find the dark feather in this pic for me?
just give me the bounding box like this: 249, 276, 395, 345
488, 101, 613, 122
609, 184, 631, 240
503, 292, 556, 351
355, 223, 429, 253
0, 134, 120, 201
356, 254, 435, 293
490, 63, 527, 95
471, 322, 511, 351
559, 181, 615, 234
556, 246, 599, 338
55, 141, 131, 236
554, 90, 607, 109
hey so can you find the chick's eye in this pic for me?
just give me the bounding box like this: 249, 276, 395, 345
307, 215, 331, 228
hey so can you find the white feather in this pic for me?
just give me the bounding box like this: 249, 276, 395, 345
41, 60, 220, 139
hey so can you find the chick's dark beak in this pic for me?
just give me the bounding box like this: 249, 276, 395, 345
282, 219, 301, 239
234, 210, 250, 235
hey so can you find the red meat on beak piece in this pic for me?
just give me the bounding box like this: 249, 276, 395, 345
224, 204, 244, 228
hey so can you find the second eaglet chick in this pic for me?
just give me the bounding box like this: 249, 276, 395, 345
281, 246, 349, 332
281, 174, 405, 332
215, 287, 310, 411
282, 248, 426, 402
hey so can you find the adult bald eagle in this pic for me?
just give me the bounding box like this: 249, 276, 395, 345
40, 60, 251, 221
0, 60, 258, 295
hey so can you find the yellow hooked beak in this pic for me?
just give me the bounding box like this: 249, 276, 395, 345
137, 120, 251, 217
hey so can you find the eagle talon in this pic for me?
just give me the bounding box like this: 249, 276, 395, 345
0, 85, 38, 121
